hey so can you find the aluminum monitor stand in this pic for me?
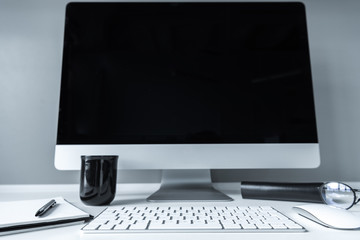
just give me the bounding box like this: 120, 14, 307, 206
147, 169, 233, 202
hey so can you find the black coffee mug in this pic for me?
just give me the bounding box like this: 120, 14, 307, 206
80, 155, 118, 205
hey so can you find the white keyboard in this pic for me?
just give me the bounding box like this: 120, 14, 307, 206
82, 205, 305, 233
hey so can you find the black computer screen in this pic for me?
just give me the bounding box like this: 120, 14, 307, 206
57, 2, 318, 144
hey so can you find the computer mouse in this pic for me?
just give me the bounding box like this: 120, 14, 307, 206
293, 204, 360, 230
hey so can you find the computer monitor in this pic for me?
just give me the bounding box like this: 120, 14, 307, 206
55, 2, 320, 201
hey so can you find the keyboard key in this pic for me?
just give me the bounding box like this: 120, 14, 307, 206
241, 223, 258, 230
99, 224, 115, 230
113, 223, 130, 230
148, 222, 222, 230
221, 222, 242, 230
129, 221, 149, 230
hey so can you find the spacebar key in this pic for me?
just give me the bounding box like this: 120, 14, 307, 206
148, 223, 222, 230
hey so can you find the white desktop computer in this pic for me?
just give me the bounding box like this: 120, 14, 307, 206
55, 2, 320, 201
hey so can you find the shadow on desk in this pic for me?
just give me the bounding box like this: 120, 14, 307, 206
111, 198, 148, 206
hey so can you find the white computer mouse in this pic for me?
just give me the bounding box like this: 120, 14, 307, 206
293, 204, 360, 230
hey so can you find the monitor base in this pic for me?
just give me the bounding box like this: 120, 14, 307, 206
147, 169, 233, 202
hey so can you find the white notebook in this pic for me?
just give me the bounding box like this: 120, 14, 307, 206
0, 197, 91, 235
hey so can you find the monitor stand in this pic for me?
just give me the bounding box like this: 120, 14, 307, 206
146, 169, 233, 202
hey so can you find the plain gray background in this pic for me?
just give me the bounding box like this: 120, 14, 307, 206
1, 0, 360, 184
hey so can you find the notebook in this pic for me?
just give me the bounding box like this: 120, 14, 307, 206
0, 197, 92, 236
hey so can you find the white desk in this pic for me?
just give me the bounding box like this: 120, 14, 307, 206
1, 183, 359, 240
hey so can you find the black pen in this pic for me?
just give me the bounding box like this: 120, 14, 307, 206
35, 199, 57, 217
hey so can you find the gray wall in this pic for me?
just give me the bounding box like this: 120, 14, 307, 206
1, 0, 360, 184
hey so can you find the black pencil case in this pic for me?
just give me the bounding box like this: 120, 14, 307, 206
241, 181, 324, 203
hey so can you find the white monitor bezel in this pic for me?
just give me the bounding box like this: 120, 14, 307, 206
55, 143, 320, 170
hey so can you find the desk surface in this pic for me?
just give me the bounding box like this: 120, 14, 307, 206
1, 183, 359, 240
